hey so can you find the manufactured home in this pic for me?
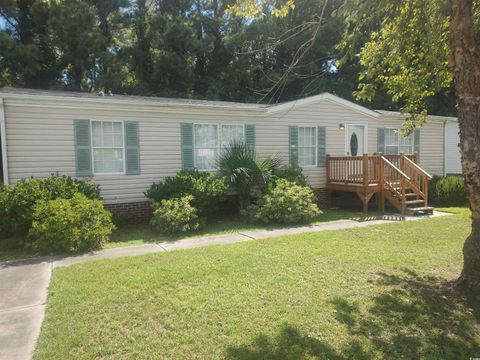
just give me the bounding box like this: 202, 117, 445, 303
0, 88, 460, 216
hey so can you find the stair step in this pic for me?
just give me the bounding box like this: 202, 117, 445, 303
405, 206, 434, 215
405, 200, 425, 205
405, 193, 418, 198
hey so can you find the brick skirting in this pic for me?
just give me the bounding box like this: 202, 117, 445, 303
105, 201, 152, 222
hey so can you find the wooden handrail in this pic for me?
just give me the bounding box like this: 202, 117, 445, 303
402, 155, 432, 179
380, 156, 411, 181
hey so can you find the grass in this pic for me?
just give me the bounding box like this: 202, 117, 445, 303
34, 208, 480, 359
0, 209, 369, 262
106, 209, 371, 249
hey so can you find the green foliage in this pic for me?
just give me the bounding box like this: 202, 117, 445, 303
217, 141, 282, 209
243, 179, 321, 224
150, 195, 201, 234
145, 170, 228, 215
29, 193, 115, 252
272, 165, 308, 186
341, 0, 454, 132
0, 174, 100, 238
429, 175, 468, 207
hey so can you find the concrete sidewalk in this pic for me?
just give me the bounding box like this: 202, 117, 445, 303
0, 211, 450, 360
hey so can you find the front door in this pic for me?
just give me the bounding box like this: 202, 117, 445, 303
346, 125, 365, 156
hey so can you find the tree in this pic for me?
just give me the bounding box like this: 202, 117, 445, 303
232, 0, 480, 294
0, 0, 59, 88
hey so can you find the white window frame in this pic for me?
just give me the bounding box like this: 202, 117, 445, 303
298, 126, 317, 168
193, 123, 246, 171
345, 124, 368, 156
90, 120, 126, 176
383, 127, 415, 155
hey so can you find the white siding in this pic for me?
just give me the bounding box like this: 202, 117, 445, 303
374, 117, 445, 175
3, 95, 448, 204
445, 121, 462, 174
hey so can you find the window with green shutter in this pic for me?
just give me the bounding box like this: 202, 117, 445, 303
317, 126, 326, 167
74, 120, 93, 177
245, 124, 255, 150
125, 121, 140, 175
377, 128, 385, 154
181, 123, 194, 170
289, 126, 299, 166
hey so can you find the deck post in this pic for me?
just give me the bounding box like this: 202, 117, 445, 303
326, 154, 331, 186
362, 153, 369, 188
399, 152, 405, 172
378, 154, 385, 213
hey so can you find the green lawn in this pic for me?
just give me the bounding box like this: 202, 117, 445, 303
0, 209, 367, 262
106, 209, 373, 248
34, 208, 479, 359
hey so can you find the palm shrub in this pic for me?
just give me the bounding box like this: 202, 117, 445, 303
217, 141, 282, 209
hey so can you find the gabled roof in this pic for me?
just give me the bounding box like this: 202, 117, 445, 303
0, 87, 383, 118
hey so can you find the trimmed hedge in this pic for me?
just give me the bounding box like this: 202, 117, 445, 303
429, 175, 468, 207
145, 170, 228, 215
243, 179, 321, 224
150, 195, 201, 234
29, 193, 115, 252
0, 174, 100, 238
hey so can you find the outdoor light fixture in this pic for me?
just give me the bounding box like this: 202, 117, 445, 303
339, 124, 345, 131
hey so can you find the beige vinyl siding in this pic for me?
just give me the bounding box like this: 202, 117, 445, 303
4, 100, 258, 204
261, 100, 376, 188
374, 117, 445, 175
3, 95, 446, 204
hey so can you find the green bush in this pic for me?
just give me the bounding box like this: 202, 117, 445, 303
0, 174, 100, 238
243, 179, 321, 224
150, 195, 201, 234
273, 165, 308, 186
29, 193, 115, 252
429, 175, 468, 206
145, 170, 227, 215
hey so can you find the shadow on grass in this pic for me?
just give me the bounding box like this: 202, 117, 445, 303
226, 270, 480, 359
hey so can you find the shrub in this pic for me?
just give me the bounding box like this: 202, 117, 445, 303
243, 179, 321, 224
429, 175, 468, 206
273, 165, 308, 186
0, 174, 100, 238
145, 170, 227, 215
29, 193, 115, 252
217, 141, 282, 209
150, 195, 201, 234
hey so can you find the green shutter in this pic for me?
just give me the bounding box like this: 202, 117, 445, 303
413, 128, 420, 156
317, 126, 326, 167
125, 121, 140, 175
289, 126, 299, 166
181, 123, 194, 170
377, 128, 385, 154
245, 124, 255, 150
74, 120, 92, 177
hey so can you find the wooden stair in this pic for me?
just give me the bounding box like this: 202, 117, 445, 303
380, 155, 434, 216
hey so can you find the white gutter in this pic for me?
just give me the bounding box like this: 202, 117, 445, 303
0, 98, 8, 185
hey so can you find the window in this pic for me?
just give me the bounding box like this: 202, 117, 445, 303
193, 124, 245, 170
298, 126, 317, 166
92, 121, 125, 174
384, 129, 414, 155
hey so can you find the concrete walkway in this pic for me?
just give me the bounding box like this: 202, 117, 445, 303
0, 211, 450, 360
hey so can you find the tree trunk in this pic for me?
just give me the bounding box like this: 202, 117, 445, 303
449, 0, 480, 294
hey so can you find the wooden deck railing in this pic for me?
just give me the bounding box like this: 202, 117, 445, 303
326, 153, 417, 186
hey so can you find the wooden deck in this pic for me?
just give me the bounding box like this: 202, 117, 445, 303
326, 153, 433, 215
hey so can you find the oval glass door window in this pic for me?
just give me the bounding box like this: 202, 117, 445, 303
350, 132, 358, 156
